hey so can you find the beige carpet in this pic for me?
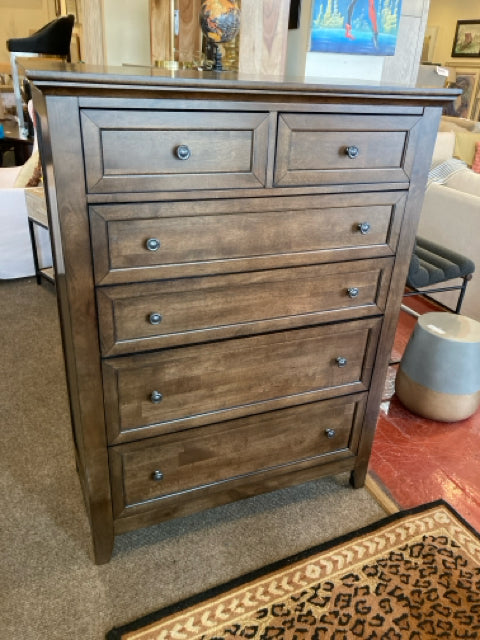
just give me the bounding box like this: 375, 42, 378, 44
0, 278, 387, 640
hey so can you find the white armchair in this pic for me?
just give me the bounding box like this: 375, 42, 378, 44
0, 102, 52, 279
0, 168, 52, 279
416, 122, 480, 321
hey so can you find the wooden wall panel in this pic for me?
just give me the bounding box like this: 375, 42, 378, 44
150, 0, 174, 64
178, 0, 202, 62
239, 0, 290, 76
81, 0, 106, 65
149, 0, 290, 74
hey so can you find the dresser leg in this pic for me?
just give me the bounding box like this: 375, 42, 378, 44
88, 503, 115, 564
91, 525, 115, 565
350, 466, 367, 489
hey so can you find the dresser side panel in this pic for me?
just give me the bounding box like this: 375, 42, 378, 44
352, 105, 444, 487
38, 94, 114, 564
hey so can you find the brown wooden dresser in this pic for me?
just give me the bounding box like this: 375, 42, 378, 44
26, 60, 457, 563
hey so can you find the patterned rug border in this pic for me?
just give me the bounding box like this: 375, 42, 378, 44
105, 499, 480, 639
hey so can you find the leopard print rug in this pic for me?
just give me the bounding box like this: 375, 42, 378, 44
107, 501, 480, 640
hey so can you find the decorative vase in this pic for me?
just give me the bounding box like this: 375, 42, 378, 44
199, 0, 241, 71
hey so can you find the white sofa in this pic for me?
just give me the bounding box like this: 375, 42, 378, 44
0, 164, 52, 279
416, 118, 480, 321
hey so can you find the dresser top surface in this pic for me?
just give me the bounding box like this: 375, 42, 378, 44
22, 59, 459, 104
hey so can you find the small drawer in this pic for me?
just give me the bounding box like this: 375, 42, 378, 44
102, 317, 381, 443
109, 394, 367, 519
81, 109, 269, 193
97, 257, 393, 355
275, 113, 421, 187
90, 192, 405, 284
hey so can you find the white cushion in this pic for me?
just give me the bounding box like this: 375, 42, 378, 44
431, 131, 455, 167
0, 188, 35, 278
0, 186, 52, 279
444, 168, 480, 199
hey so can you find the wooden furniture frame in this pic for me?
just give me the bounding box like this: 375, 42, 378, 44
26, 59, 457, 563
25, 187, 54, 285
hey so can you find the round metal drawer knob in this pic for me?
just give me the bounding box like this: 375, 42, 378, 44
345, 145, 359, 159
146, 238, 161, 252
347, 287, 359, 299
152, 470, 164, 481
149, 313, 163, 325
357, 222, 371, 235
150, 390, 163, 404
336, 356, 348, 367
325, 428, 336, 439
175, 144, 191, 161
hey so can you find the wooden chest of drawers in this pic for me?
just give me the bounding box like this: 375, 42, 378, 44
27, 62, 456, 563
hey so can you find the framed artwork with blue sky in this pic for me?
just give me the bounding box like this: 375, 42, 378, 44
310, 0, 402, 56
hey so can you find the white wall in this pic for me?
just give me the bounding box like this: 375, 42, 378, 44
103, 0, 150, 67
427, 0, 480, 65
287, 0, 430, 84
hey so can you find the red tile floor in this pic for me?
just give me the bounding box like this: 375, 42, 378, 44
368, 296, 480, 531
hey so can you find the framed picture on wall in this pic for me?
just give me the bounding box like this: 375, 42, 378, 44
309, 0, 403, 56
446, 67, 480, 119
452, 20, 480, 58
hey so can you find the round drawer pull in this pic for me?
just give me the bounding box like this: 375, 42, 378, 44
150, 390, 163, 404
347, 287, 359, 299
149, 313, 163, 325
146, 238, 161, 252
357, 222, 371, 235
152, 469, 164, 482
336, 356, 348, 367
175, 144, 191, 161
345, 145, 359, 159
325, 428, 336, 439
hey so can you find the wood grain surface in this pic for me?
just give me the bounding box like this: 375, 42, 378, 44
239, 0, 290, 75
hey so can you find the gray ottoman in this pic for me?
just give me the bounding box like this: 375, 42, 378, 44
395, 312, 480, 421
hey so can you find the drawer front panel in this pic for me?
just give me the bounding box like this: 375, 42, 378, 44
97, 258, 393, 355
81, 109, 269, 193
275, 113, 421, 186
109, 395, 367, 518
103, 318, 381, 443
90, 193, 405, 284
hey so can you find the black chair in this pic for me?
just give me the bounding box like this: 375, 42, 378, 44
404, 236, 475, 314
6, 15, 74, 137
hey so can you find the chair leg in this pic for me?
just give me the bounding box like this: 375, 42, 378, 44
400, 303, 420, 318
455, 273, 473, 314
27, 218, 42, 285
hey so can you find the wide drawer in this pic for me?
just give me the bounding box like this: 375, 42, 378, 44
97, 257, 393, 355
81, 109, 269, 193
102, 317, 381, 443
109, 394, 367, 519
90, 192, 405, 285
275, 113, 421, 186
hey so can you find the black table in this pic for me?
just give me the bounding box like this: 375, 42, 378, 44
0, 118, 33, 166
